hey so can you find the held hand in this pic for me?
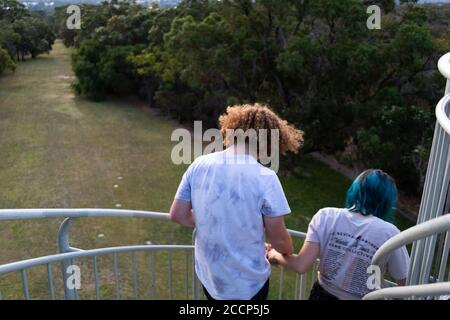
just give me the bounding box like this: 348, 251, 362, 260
265, 243, 275, 264
266, 248, 281, 265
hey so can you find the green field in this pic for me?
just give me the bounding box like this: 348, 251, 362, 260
0, 41, 413, 299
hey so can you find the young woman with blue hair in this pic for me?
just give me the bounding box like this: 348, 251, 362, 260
267, 169, 410, 300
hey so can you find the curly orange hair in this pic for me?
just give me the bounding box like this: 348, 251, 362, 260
218, 103, 304, 155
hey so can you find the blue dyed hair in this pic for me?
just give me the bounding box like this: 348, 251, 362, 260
345, 169, 398, 222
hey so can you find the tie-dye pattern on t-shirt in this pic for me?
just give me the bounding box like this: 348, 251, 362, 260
175, 151, 291, 300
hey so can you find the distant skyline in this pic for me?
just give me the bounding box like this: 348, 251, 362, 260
18, 0, 450, 4
18, 0, 450, 10
20, 0, 180, 3
20, 0, 182, 9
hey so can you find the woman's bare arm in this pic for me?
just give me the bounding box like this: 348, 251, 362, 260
267, 241, 320, 274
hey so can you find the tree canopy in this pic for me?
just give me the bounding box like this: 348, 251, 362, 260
0, 0, 55, 69
58, 0, 450, 195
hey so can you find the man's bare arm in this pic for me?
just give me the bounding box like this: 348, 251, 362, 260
263, 215, 293, 255
169, 199, 195, 228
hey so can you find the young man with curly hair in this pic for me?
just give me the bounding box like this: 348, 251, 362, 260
170, 103, 303, 300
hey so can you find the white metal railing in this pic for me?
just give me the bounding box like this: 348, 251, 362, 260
0, 245, 194, 300
363, 214, 450, 300
371, 214, 450, 270
437, 53, 450, 85
408, 52, 450, 288
436, 94, 450, 136
0, 209, 314, 300
363, 282, 450, 300
364, 52, 450, 300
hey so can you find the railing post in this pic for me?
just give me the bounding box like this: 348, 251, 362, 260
58, 218, 77, 300
191, 229, 203, 300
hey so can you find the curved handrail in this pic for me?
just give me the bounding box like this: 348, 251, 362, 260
0, 209, 308, 300
436, 94, 450, 136
0, 208, 307, 237
0, 208, 308, 260
0, 245, 194, 275
0, 208, 170, 221
0, 208, 307, 277
363, 282, 450, 300
438, 52, 450, 81
287, 229, 307, 238
371, 214, 450, 269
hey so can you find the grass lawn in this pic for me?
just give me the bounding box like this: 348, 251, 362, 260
0, 41, 414, 299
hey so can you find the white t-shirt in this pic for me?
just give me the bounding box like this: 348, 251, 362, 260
306, 207, 410, 300
175, 151, 291, 300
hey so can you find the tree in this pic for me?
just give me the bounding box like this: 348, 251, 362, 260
0, 2, 55, 62
66, 0, 450, 195
11, 17, 55, 60
0, 47, 16, 73
0, 20, 20, 59
71, 4, 147, 99
0, 0, 29, 22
